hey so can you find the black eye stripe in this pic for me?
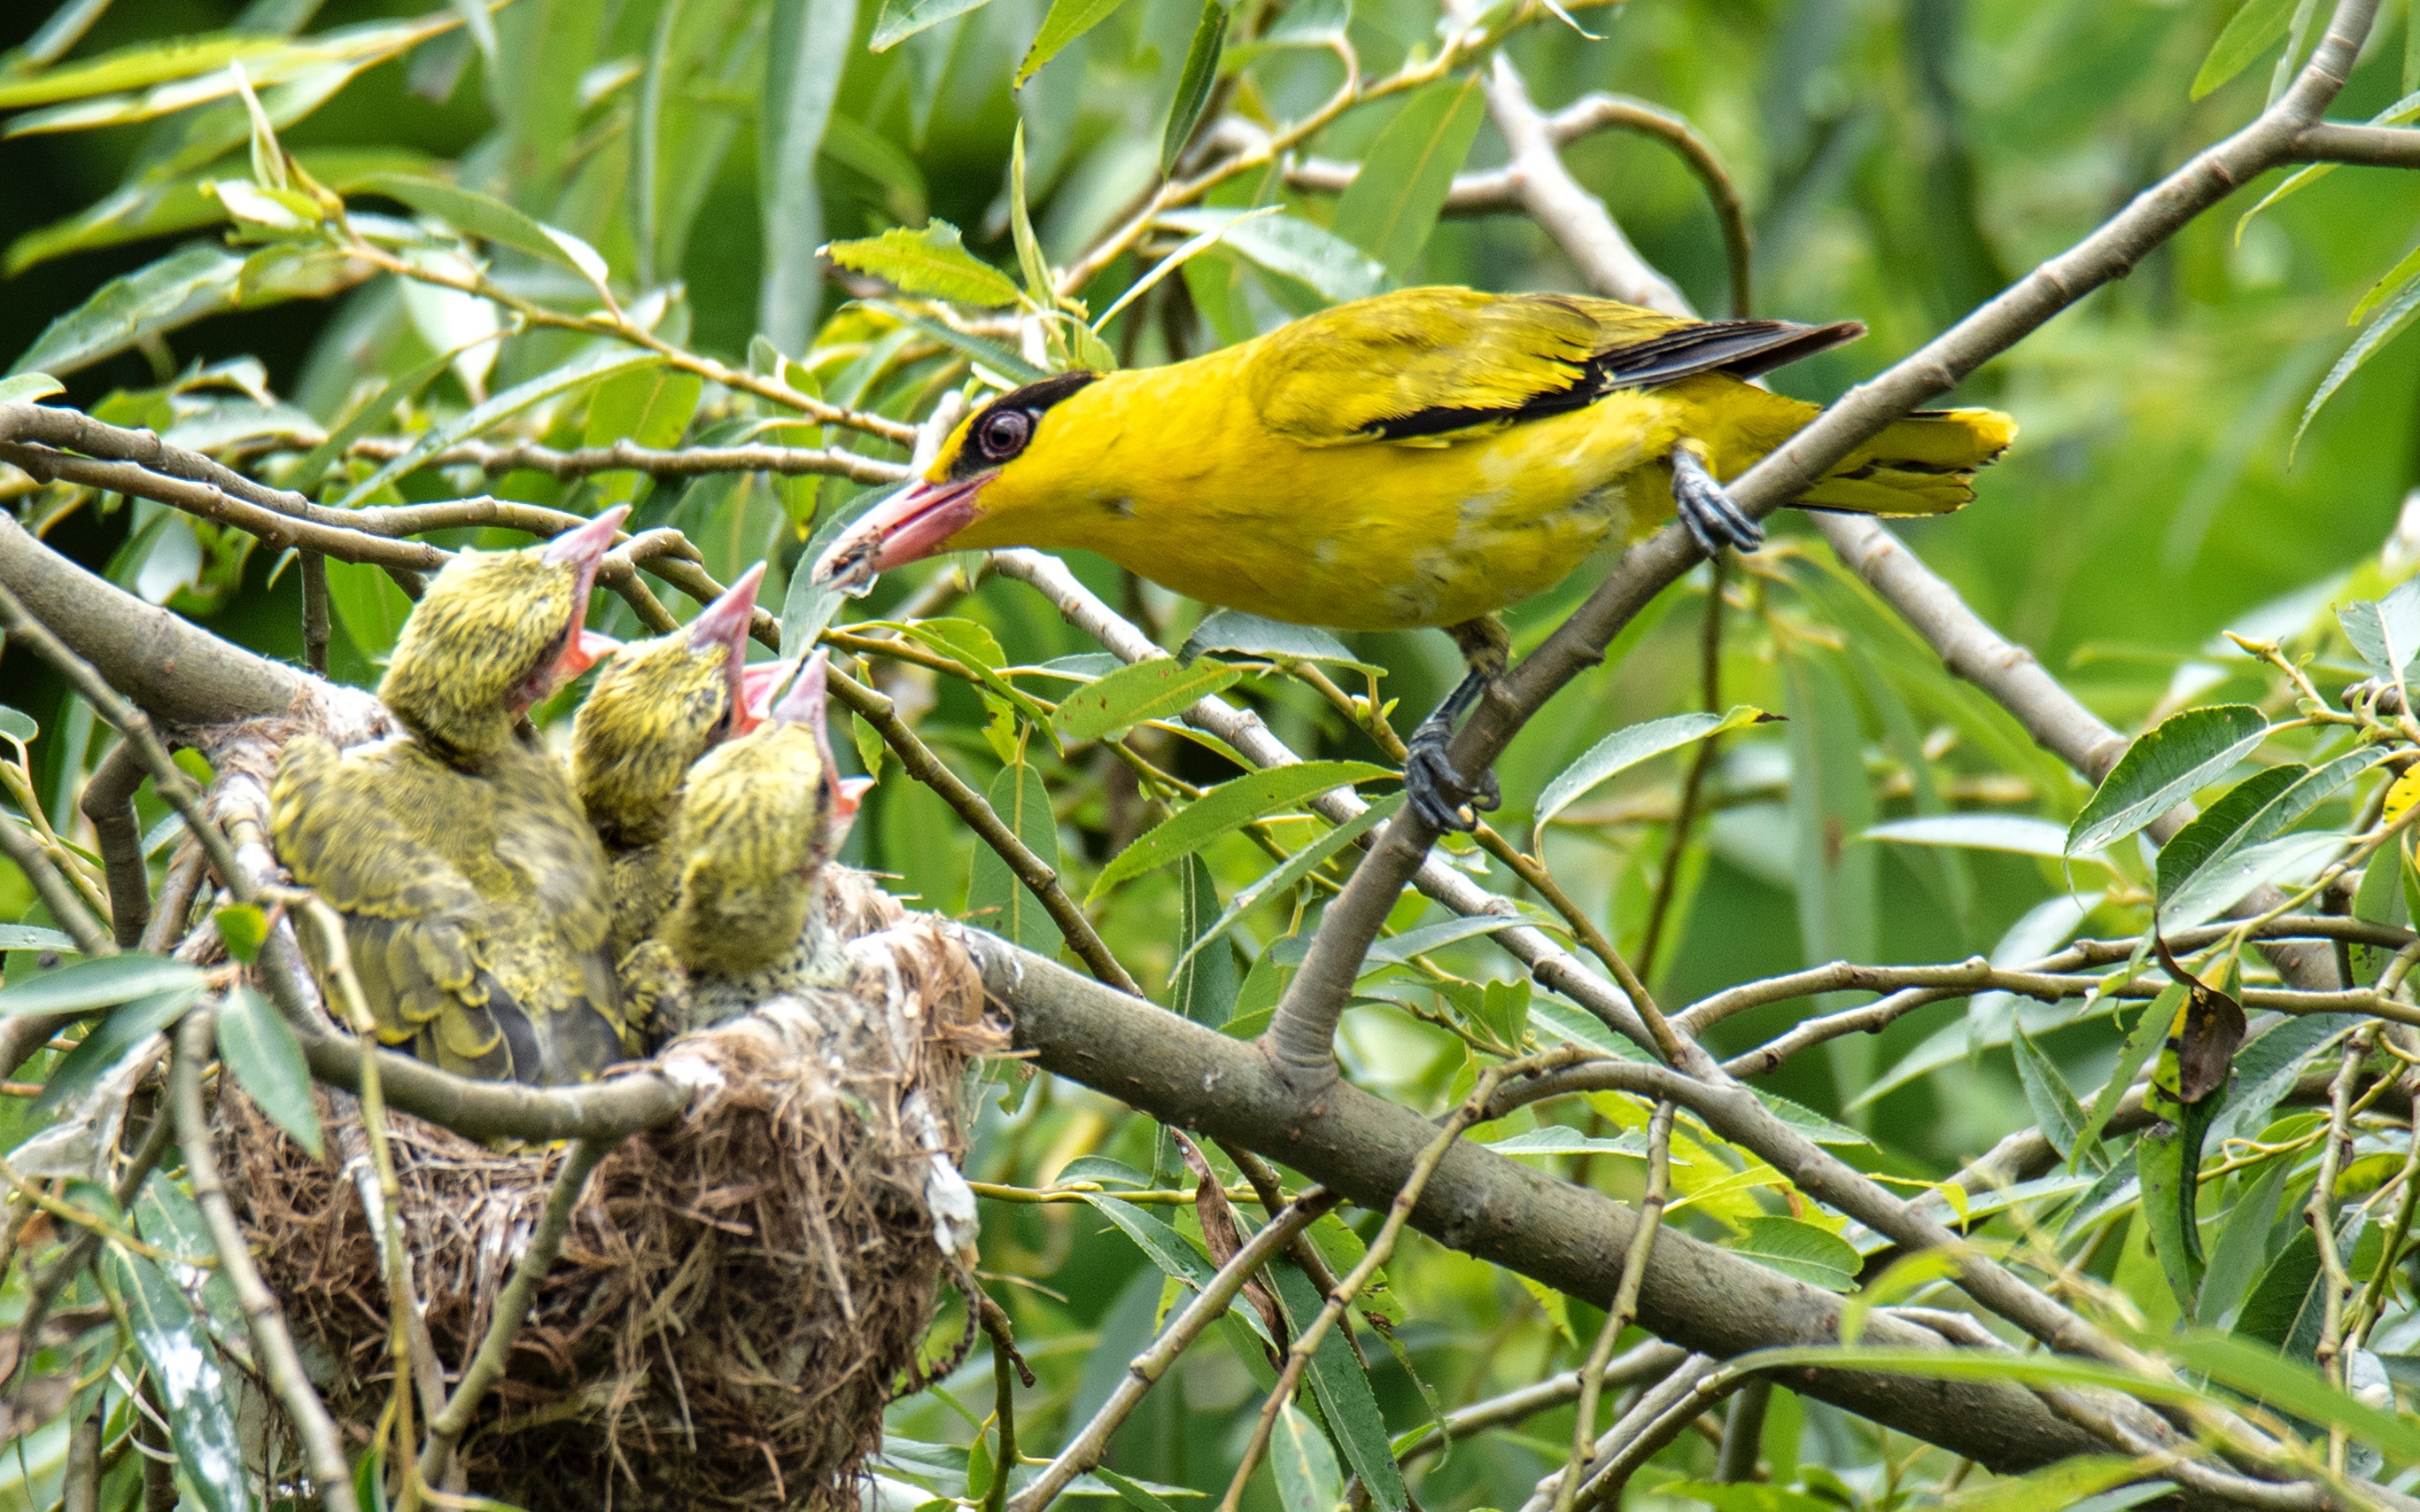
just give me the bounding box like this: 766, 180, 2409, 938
946, 370, 1101, 479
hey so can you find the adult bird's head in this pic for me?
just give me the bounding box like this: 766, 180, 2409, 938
663, 652, 868, 977
813, 372, 1102, 593
379, 505, 630, 760
571, 561, 772, 847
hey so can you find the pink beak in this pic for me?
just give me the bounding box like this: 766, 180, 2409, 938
535, 503, 631, 692
739, 657, 799, 733
811, 477, 987, 594
770, 651, 869, 830
688, 561, 766, 733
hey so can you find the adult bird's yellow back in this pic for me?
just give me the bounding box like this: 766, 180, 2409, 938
817, 286, 2014, 827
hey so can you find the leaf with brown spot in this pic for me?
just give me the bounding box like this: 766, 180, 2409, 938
1170, 1130, 1285, 1357
2154, 934, 2247, 1105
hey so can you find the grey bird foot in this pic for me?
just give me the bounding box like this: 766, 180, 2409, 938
1404, 711, 1500, 834
1672, 447, 1765, 556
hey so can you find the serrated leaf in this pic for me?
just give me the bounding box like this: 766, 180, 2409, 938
1535, 706, 1774, 834
822, 220, 1020, 306
105, 1246, 253, 1512
2011, 1020, 2085, 1161
2298, 272, 2420, 450
358, 172, 607, 285
1160, 0, 1230, 174
1054, 657, 1243, 740
335, 346, 663, 508
1157, 209, 1386, 305
31, 989, 198, 1122
2074, 985, 2181, 1161
966, 759, 1060, 954
1330, 75, 1485, 279
2067, 704, 2269, 855
0, 955, 204, 1016
1019, 0, 1131, 86
1090, 761, 1391, 897
1169, 855, 1239, 1025
216, 984, 320, 1158
2336, 578, 2420, 682
1728, 1215, 1860, 1292
2155, 752, 2374, 926
2191, 0, 2298, 98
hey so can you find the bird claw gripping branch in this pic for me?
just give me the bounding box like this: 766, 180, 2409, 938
1404, 712, 1501, 833
1671, 446, 1765, 557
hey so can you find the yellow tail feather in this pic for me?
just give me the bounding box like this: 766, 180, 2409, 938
1798, 407, 2017, 517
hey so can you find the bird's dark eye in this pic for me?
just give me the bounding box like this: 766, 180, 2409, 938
975, 407, 1033, 462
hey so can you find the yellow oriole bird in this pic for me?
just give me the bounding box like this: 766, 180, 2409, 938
271, 507, 634, 1084
570, 561, 787, 964
641, 652, 868, 1035
815, 286, 2014, 829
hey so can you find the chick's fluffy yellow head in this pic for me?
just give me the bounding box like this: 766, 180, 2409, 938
570, 562, 765, 847
378, 508, 624, 759
662, 656, 857, 978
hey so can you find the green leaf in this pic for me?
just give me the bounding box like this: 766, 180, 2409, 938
1090, 762, 1391, 897
211, 903, 268, 964
2073, 985, 2181, 1161
2136, 1082, 2214, 1315
0, 954, 203, 1016
0, 704, 38, 742
2168, 1328, 2420, 1463
822, 220, 1020, 306
2296, 270, 2420, 450
1160, 0, 1231, 174
2235, 1220, 2323, 1353
1055, 657, 1243, 741
1660, 1483, 1839, 1512
0, 924, 77, 952
1330, 75, 1486, 279
216, 984, 321, 1159
322, 554, 414, 662
2334, 578, 2420, 682
2197, 1152, 2292, 1328
1935, 1458, 2150, 1512
1179, 609, 1379, 673
761, 0, 858, 350
2191, 0, 2298, 98
1534, 706, 1774, 834
1008, 122, 1053, 302
357, 172, 609, 287
284, 342, 459, 496
1265, 1262, 1406, 1509
30, 988, 199, 1121
2156, 750, 2373, 926
892, 617, 1060, 736
1862, 814, 2075, 858
1270, 1402, 1344, 1512
581, 365, 704, 506
0, 35, 288, 109
1019, 0, 1131, 86
2353, 236, 2420, 326
870, 0, 994, 50
2010, 1020, 2084, 1162
1170, 856, 1239, 1026
1170, 795, 1400, 977
1481, 1124, 1644, 1158
2066, 704, 2269, 855
1091, 1467, 1183, 1512
10, 242, 244, 377
966, 760, 1061, 954
105, 1246, 254, 1512
2351, 840, 2409, 985
0, 372, 64, 405
1157, 209, 1386, 305
1728, 1216, 1860, 1292
1362, 914, 1530, 965
335, 346, 664, 508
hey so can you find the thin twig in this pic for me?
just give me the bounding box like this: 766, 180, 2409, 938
1554, 1100, 1673, 1512
344, 434, 908, 485
79, 741, 149, 950
980, 1295, 1025, 1512
1638, 559, 1726, 980
416, 1137, 615, 1491
0, 812, 109, 956
170, 1004, 355, 1512
1005, 1187, 1341, 1512
2308, 1027, 2372, 1476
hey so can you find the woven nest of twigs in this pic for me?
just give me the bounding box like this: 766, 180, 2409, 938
218, 870, 1001, 1511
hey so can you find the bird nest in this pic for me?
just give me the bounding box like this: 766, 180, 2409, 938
219, 869, 1002, 1511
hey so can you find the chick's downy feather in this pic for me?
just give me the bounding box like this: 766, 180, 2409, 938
271, 514, 632, 1084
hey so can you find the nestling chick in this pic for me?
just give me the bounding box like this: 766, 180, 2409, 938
570, 562, 785, 962
653, 651, 867, 1035
271, 507, 635, 1085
